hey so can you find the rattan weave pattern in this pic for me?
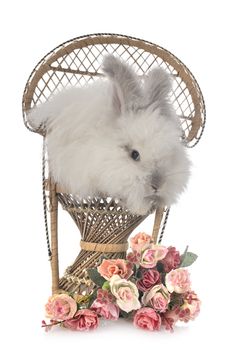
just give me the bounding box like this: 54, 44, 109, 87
22, 33, 206, 147
58, 194, 146, 292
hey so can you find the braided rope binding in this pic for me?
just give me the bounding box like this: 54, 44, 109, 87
42, 137, 52, 259
158, 207, 171, 244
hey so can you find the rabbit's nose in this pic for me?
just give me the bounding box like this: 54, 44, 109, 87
151, 171, 162, 192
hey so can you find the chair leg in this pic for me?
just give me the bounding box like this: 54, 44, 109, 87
152, 207, 164, 243
49, 180, 59, 294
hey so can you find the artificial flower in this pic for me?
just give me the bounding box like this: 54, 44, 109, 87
133, 307, 161, 331
91, 289, 119, 320
178, 291, 201, 322
140, 245, 168, 268
109, 275, 141, 313
165, 268, 191, 294
45, 294, 77, 321
161, 307, 180, 332
136, 269, 161, 292
97, 259, 133, 280
64, 309, 99, 331
161, 246, 181, 272
129, 232, 152, 252
126, 251, 141, 264
142, 284, 170, 312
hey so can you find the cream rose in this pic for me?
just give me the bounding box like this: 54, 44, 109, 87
109, 275, 141, 313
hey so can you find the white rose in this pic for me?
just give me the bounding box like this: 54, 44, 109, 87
109, 275, 141, 313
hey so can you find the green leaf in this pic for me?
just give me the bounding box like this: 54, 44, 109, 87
102, 281, 110, 290
87, 268, 106, 287
87, 288, 99, 308
180, 246, 189, 265
161, 272, 166, 284
132, 263, 137, 277
156, 261, 164, 273
180, 251, 198, 268
136, 267, 142, 279
120, 310, 133, 319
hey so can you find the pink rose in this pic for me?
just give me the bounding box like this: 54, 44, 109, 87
154, 245, 169, 260
126, 251, 141, 264
96, 288, 115, 303
91, 299, 119, 320
179, 291, 201, 322
90, 289, 119, 320
140, 245, 168, 268
140, 249, 156, 268
45, 294, 77, 321
161, 307, 180, 332
64, 309, 99, 331
137, 269, 160, 292
142, 284, 170, 312
130, 232, 152, 252
161, 246, 181, 272
109, 275, 141, 313
133, 307, 161, 331
97, 259, 133, 280
165, 268, 191, 294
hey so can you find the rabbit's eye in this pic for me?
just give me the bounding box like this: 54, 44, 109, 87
131, 150, 140, 161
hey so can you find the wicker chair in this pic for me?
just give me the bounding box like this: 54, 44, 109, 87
22, 33, 205, 295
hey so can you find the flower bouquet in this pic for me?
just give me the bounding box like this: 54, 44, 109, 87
42, 232, 200, 332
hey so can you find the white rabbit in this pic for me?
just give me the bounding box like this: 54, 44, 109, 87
28, 55, 191, 216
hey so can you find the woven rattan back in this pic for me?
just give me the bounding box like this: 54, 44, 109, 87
22, 33, 205, 147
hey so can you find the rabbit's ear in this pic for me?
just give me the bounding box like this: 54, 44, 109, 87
143, 68, 173, 113
102, 55, 141, 114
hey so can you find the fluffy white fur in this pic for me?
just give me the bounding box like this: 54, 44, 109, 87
28, 55, 191, 215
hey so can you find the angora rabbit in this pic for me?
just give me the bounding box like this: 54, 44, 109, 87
28, 55, 191, 215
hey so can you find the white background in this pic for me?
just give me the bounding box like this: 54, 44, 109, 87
0, 0, 244, 349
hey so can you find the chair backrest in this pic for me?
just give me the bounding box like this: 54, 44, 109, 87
22, 33, 205, 148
